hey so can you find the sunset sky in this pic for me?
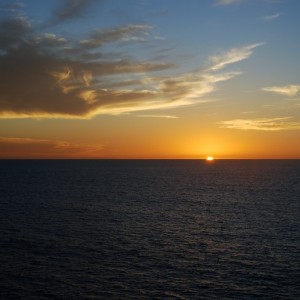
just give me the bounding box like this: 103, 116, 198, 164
1, 0, 300, 158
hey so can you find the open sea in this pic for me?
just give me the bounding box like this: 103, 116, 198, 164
0, 159, 299, 299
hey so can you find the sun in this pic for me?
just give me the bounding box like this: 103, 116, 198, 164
206, 156, 214, 161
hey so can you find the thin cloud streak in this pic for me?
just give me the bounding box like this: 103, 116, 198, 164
208, 43, 264, 71
215, 0, 242, 6
262, 85, 300, 97
263, 13, 280, 21
218, 117, 300, 131
79, 25, 151, 48
136, 114, 179, 119
0, 137, 104, 158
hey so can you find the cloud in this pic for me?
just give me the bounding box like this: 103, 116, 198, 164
136, 114, 179, 119
0, 2, 262, 119
79, 25, 151, 49
0, 2, 24, 11
0, 137, 104, 158
262, 85, 300, 97
0, 14, 31, 50
215, 0, 241, 6
208, 43, 263, 71
30, 33, 68, 47
218, 117, 300, 131
53, 0, 96, 24
262, 13, 280, 21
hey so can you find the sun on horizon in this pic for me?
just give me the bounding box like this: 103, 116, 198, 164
206, 156, 214, 161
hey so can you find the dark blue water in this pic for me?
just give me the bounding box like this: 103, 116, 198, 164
0, 160, 299, 299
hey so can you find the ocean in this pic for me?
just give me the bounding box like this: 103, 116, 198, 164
0, 159, 299, 299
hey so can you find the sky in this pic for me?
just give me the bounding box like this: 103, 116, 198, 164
0, 0, 300, 159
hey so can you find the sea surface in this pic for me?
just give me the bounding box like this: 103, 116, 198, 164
0, 159, 299, 299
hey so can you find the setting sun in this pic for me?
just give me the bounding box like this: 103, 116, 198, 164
206, 156, 214, 161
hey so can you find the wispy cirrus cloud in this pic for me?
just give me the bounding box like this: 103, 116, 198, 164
208, 43, 264, 71
136, 114, 179, 119
79, 25, 151, 48
262, 13, 280, 21
0, 0, 263, 119
262, 85, 300, 97
0, 137, 104, 158
215, 0, 242, 6
218, 117, 300, 131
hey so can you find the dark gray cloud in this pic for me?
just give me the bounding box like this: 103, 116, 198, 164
0, 15, 31, 50
0, 41, 171, 118
0, 2, 174, 118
